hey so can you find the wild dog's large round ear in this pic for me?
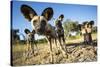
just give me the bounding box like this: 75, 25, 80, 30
41, 7, 53, 21
20, 4, 37, 21
89, 20, 94, 25
24, 28, 30, 34
59, 14, 64, 18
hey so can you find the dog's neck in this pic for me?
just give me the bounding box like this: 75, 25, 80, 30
45, 24, 57, 38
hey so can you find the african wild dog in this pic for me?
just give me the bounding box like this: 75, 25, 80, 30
20, 5, 67, 63
78, 21, 94, 44
84, 21, 94, 44
24, 28, 39, 57
55, 14, 67, 52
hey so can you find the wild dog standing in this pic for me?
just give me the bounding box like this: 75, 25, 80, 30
20, 5, 67, 63
84, 21, 94, 44
78, 21, 94, 44
24, 29, 39, 58
55, 14, 67, 55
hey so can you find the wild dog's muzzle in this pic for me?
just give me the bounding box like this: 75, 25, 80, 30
36, 21, 46, 35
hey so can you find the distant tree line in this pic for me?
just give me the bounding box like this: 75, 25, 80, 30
11, 29, 47, 45
11, 19, 97, 45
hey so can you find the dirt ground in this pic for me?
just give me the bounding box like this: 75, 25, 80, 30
12, 34, 97, 66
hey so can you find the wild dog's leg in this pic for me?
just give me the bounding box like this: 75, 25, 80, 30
59, 36, 65, 51
48, 37, 54, 63
62, 38, 68, 58
62, 35, 65, 44
34, 41, 41, 63
54, 38, 58, 50
34, 41, 40, 57
27, 39, 34, 56
62, 35, 67, 52
54, 38, 60, 54
34, 41, 38, 54
24, 40, 29, 60
27, 40, 32, 52
58, 36, 67, 57
26, 40, 31, 55
26, 40, 29, 51
25, 40, 32, 60
31, 41, 34, 54
58, 36, 61, 45
58, 36, 64, 52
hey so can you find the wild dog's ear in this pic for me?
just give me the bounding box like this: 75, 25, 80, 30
24, 28, 30, 34
41, 7, 53, 21
20, 4, 37, 21
59, 14, 64, 18
32, 30, 35, 34
89, 20, 94, 25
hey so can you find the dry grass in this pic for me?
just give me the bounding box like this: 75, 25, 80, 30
12, 33, 97, 66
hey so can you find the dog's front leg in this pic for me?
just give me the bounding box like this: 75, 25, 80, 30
58, 37, 67, 58
54, 38, 60, 54
61, 36, 67, 53
54, 38, 58, 48
48, 37, 54, 64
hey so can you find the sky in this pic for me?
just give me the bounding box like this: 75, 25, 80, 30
11, 1, 97, 40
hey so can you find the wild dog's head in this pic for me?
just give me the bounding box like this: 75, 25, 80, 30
83, 21, 94, 29
21, 4, 54, 35
58, 14, 64, 21
87, 21, 94, 28
78, 21, 94, 34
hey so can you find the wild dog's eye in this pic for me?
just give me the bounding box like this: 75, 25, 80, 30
41, 20, 46, 23
33, 20, 37, 23
33, 20, 38, 25
41, 20, 46, 26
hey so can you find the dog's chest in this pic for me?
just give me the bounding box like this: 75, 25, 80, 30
45, 24, 57, 38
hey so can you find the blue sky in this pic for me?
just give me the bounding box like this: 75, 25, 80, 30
11, 1, 97, 40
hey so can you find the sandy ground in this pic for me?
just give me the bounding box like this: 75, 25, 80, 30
12, 34, 97, 66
